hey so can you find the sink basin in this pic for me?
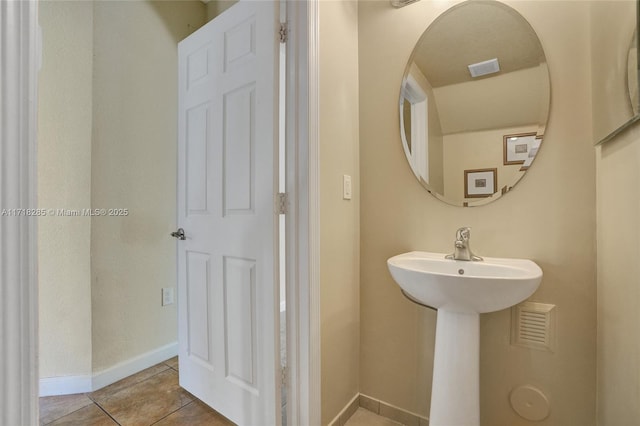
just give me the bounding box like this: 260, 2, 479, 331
387, 251, 543, 314
387, 250, 543, 426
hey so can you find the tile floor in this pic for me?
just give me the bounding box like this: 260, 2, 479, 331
39, 357, 235, 426
344, 408, 403, 426
40, 358, 399, 426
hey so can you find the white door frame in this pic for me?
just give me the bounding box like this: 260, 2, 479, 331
4, 0, 321, 425
400, 74, 428, 182
0, 1, 40, 425
284, 0, 320, 424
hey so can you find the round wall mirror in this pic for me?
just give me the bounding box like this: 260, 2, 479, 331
399, 0, 550, 207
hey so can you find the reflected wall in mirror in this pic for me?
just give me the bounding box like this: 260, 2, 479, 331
399, 0, 550, 207
628, 29, 638, 116
592, 1, 639, 145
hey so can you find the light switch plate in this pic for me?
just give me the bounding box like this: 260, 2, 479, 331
343, 174, 352, 200
162, 287, 175, 306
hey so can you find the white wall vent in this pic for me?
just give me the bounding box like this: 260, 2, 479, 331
511, 301, 556, 352
468, 58, 500, 78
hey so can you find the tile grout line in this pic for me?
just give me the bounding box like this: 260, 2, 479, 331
87, 363, 173, 404
89, 367, 177, 425
163, 359, 178, 372
149, 399, 196, 425
41, 397, 95, 426
93, 401, 123, 426
42, 399, 119, 426
94, 366, 192, 426
42, 359, 180, 426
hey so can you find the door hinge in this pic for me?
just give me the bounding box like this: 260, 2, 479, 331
279, 23, 287, 43
277, 192, 287, 214
281, 365, 287, 387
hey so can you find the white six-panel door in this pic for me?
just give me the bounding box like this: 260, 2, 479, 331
177, 2, 280, 424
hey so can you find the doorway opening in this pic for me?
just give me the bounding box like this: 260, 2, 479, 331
2, 1, 319, 424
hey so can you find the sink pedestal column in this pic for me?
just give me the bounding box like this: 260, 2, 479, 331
429, 310, 480, 426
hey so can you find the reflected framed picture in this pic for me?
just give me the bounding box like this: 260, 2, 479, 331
503, 132, 540, 165
464, 168, 497, 198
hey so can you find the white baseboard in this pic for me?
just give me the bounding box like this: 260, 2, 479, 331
91, 342, 178, 391
39, 375, 93, 397
39, 341, 178, 397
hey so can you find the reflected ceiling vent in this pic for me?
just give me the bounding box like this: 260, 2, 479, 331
391, 0, 421, 8
468, 58, 501, 78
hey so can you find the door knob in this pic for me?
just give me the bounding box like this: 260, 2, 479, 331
171, 228, 186, 240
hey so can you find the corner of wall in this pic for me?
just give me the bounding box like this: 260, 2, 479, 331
319, 0, 361, 424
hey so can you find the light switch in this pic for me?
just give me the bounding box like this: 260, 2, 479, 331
343, 175, 352, 200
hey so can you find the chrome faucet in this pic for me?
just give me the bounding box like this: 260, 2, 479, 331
445, 227, 483, 261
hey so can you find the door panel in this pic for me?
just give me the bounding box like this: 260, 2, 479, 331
185, 104, 210, 214
177, 2, 280, 424
223, 84, 255, 214
223, 256, 258, 392
185, 251, 212, 364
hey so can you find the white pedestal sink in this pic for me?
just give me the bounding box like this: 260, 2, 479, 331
387, 251, 543, 426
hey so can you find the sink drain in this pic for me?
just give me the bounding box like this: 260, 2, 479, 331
458, 269, 465, 275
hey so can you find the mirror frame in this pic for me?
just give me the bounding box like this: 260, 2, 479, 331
596, 0, 640, 146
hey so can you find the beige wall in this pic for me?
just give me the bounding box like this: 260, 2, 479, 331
38, 0, 205, 378
320, 1, 361, 424
359, 1, 596, 425
595, 129, 640, 426
206, 0, 237, 21
593, 2, 640, 425
38, 0, 94, 378
91, 0, 205, 372
434, 64, 550, 135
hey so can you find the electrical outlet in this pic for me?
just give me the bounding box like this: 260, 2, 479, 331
162, 288, 175, 306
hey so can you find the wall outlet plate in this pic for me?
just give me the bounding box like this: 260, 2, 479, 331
162, 287, 175, 306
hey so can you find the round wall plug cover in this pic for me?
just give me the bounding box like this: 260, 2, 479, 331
509, 384, 550, 421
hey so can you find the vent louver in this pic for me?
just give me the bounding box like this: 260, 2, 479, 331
511, 302, 556, 352
468, 58, 500, 78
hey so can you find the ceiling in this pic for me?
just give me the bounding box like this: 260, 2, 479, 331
411, 1, 546, 88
